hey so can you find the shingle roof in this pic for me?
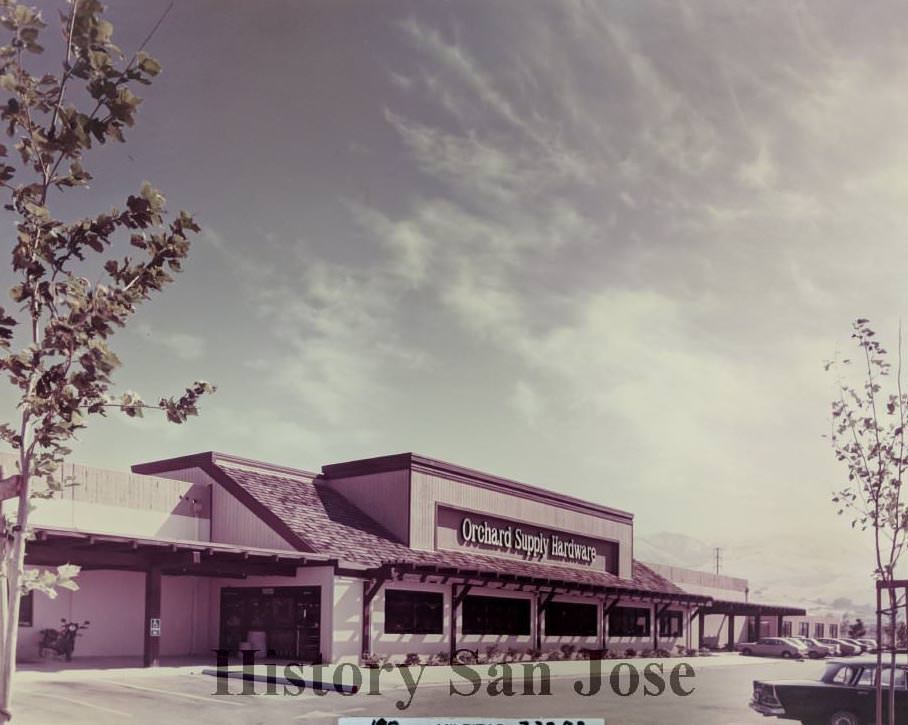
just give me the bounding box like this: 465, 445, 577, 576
216, 463, 413, 564
213, 461, 689, 597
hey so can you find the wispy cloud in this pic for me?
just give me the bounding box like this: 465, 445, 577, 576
134, 323, 205, 361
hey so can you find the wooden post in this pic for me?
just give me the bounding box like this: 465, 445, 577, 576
450, 583, 459, 662
535, 593, 543, 652
653, 603, 658, 651
360, 576, 384, 662
776, 615, 784, 637
600, 599, 607, 651
727, 614, 735, 651
602, 598, 619, 655
876, 583, 883, 725
698, 610, 705, 649
143, 566, 162, 668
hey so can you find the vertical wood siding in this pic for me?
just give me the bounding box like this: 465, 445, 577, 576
155, 466, 296, 550
1, 452, 211, 540
321, 468, 411, 542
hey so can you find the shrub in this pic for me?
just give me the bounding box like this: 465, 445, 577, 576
361, 652, 387, 668
403, 653, 421, 667
485, 645, 503, 664
504, 647, 520, 663
527, 647, 543, 661
560, 644, 577, 659
624, 648, 637, 658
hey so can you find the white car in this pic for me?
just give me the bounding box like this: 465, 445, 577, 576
787, 636, 831, 658
737, 637, 808, 659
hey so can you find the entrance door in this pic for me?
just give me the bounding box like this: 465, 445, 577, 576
219, 586, 321, 662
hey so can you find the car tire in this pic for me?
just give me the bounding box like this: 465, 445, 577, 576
781, 651, 792, 659
741, 648, 751, 656
827, 711, 860, 725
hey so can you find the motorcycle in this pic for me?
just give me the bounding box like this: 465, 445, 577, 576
39, 619, 90, 661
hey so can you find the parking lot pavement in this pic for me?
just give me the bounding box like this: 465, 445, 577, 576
12, 657, 827, 725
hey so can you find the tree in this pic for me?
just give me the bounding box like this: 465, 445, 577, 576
849, 617, 867, 639
828, 319, 908, 725
0, 1, 214, 720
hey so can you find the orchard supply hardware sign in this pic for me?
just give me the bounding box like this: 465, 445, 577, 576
460, 517, 597, 565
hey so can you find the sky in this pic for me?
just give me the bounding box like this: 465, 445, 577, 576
5, 0, 908, 612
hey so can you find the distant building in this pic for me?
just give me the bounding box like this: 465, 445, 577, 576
647, 563, 842, 645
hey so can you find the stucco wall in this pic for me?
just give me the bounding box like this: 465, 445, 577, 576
16, 569, 211, 660
332, 576, 363, 664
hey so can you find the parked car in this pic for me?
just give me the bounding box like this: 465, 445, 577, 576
788, 636, 832, 659
737, 637, 808, 659
750, 655, 908, 724
856, 639, 879, 653
841, 638, 868, 654
818, 638, 861, 656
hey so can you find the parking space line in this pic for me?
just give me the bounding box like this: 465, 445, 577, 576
293, 709, 357, 719
100, 680, 246, 706
40, 691, 132, 717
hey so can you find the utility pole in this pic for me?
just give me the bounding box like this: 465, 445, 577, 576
714, 547, 722, 576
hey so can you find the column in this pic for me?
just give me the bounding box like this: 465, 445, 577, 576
143, 565, 162, 668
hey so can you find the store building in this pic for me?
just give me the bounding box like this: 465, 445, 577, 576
13, 450, 808, 665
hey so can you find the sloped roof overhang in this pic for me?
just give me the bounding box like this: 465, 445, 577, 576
373, 559, 712, 605
703, 598, 807, 617
25, 526, 334, 578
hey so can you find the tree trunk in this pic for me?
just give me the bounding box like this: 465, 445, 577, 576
889, 587, 897, 725
0, 502, 7, 711
0, 466, 29, 723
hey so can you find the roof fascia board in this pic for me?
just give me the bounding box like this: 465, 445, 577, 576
133, 452, 315, 553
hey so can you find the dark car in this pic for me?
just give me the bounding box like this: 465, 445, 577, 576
750, 656, 908, 724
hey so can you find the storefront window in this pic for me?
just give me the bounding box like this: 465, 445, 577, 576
658, 610, 683, 638
546, 601, 597, 637
462, 595, 531, 635
384, 590, 444, 634
18, 590, 32, 627
609, 606, 651, 637
815, 623, 825, 638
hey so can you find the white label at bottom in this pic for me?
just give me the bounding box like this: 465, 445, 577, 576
341, 719, 605, 725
